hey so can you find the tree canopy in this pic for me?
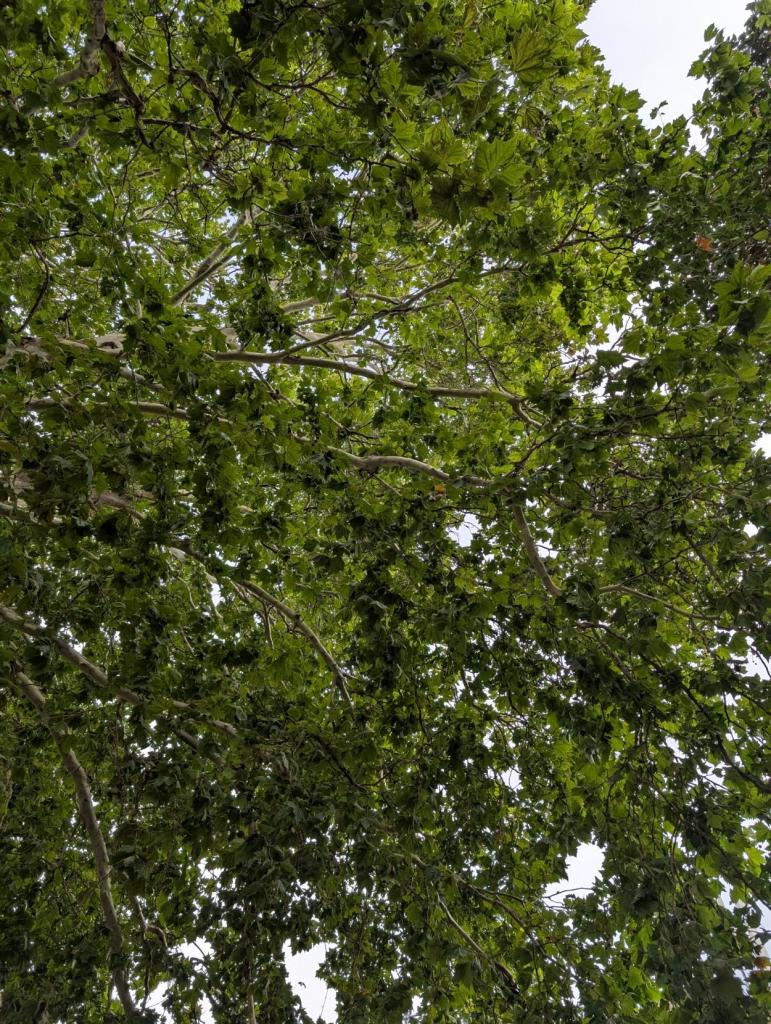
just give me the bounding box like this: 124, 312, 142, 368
1, 0, 769, 1021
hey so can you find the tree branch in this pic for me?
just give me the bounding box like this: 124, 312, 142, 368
52, 0, 106, 88
0, 605, 237, 747
25, 397, 187, 421
170, 213, 251, 307
13, 332, 537, 421
436, 895, 521, 1005
11, 666, 137, 1018
0, 603, 143, 702
327, 447, 490, 488
0, 497, 352, 709
17, 246, 51, 333
206, 567, 354, 708
510, 505, 562, 598
599, 583, 720, 623
215, 349, 536, 420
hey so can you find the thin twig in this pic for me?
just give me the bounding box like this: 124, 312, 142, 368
17, 246, 51, 333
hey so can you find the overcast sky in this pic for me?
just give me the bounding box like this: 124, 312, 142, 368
585, 0, 751, 122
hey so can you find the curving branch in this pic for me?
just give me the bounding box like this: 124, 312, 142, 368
21, 396, 503, 490
17, 246, 52, 334
274, 264, 514, 353
13, 332, 538, 422
326, 447, 490, 488
0, 605, 236, 747
170, 213, 252, 307
599, 583, 720, 623
11, 667, 137, 1018
241, 578, 352, 704
137, 536, 354, 706
215, 349, 537, 421
169, 544, 354, 707
0, 502, 353, 710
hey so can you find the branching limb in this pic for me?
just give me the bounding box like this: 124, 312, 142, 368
14, 333, 537, 421
224, 576, 353, 708
11, 666, 137, 1018
217, 349, 537, 420
130, 894, 168, 950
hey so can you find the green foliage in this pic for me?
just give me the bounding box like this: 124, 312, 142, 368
0, 1, 769, 1021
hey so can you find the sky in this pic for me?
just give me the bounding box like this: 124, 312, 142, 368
149, 3, 758, 1020
585, 0, 751, 122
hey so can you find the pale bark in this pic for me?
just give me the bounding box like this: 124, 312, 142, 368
510, 505, 562, 598
13, 668, 137, 1018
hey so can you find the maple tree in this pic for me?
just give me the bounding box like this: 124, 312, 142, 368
1, 0, 769, 1021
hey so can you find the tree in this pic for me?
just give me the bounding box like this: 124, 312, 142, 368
0, 0, 769, 1020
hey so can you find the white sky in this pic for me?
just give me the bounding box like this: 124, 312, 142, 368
163, 3, 759, 1020
585, 0, 751, 122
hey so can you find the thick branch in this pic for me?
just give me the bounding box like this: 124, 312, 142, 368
511, 505, 562, 598
25, 397, 187, 421
215, 349, 535, 419
0, 604, 142, 703
281, 297, 319, 314
52, 0, 106, 88
0, 605, 236, 744
12, 667, 137, 1018
328, 447, 490, 488
170, 214, 251, 307
14, 332, 536, 421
